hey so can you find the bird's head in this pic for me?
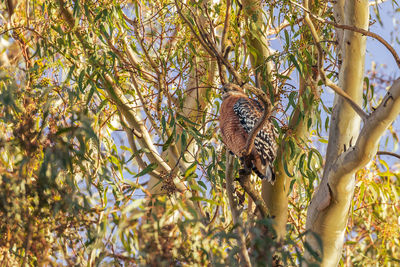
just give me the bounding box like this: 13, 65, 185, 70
222, 83, 245, 98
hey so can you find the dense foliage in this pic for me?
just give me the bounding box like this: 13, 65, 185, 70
0, 0, 399, 265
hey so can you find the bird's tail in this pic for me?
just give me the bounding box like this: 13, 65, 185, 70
239, 154, 275, 184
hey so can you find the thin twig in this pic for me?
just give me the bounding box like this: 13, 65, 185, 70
174, 0, 243, 85
174, 0, 216, 59
326, 22, 400, 70
265, 17, 304, 36
377, 151, 400, 160
122, 117, 162, 179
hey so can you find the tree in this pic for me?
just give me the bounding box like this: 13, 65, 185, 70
0, 0, 399, 266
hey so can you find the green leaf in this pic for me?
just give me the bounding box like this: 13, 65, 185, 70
299, 153, 309, 178
289, 178, 296, 194
288, 138, 296, 159
85, 86, 95, 105
318, 138, 328, 144
308, 148, 323, 171
282, 156, 295, 178
198, 180, 207, 190
162, 128, 175, 151
100, 24, 109, 39
185, 162, 197, 178
135, 163, 157, 177
284, 29, 290, 45
189, 196, 218, 205
289, 54, 302, 74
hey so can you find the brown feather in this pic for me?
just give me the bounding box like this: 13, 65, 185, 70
219, 92, 268, 179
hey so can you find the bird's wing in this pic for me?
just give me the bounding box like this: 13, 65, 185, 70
233, 98, 277, 165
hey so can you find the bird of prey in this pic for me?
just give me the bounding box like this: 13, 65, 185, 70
219, 84, 277, 183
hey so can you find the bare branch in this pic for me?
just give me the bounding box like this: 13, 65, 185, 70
132, 21, 161, 75
122, 120, 163, 180
306, 78, 400, 264
265, 18, 304, 36
219, 0, 231, 84
122, 36, 155, 82
377, 151, 400, 160
174, 0, 216, 60
330, 78, 400, 195
324, 79, 369, 121
174, 0, 243, 85
330, 24, 400, 70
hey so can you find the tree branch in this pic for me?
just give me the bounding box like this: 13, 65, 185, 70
242, 0, 275, 90
219, 0, 231, 84
58, 0, 174, 175
306, 78, 400, 265
174, 0, 243, 85
265, 18, 304, 36
221, 0, 231, 54
238, 157, 270, 219
377, 151, 400, 160
225, 152, 252, 267
122, 120, 163, 180
324, 78, 369, 121
328, 79, 400, 199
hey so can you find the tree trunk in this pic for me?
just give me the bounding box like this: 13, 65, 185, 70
305, 1, 369, 265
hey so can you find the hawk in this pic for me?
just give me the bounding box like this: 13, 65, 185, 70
219, 84, 278, 183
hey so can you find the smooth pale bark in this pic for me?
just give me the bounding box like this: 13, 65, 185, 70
264, 77, 316, 240
305, 78, 400, 265
323, 0, 366, 174
305, 1, 369, 266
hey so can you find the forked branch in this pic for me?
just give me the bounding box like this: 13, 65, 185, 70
174, 0, 244, 85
